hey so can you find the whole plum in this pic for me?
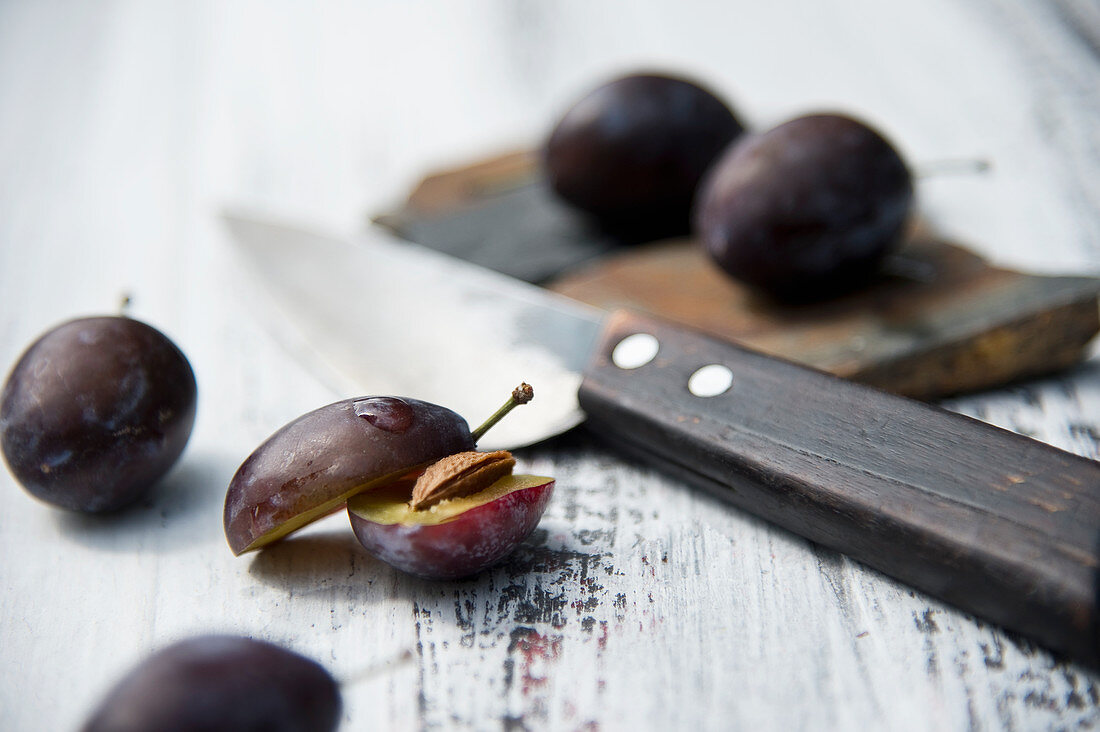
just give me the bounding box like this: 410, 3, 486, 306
545, 72, 744, 238
693, 113, 914, 300
81, 635, 341, 732
0, 316, 197, 512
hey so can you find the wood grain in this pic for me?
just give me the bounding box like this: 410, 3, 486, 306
1, 1, 1099, 730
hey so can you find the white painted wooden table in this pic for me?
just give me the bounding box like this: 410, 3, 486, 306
2, 2, 1099, 729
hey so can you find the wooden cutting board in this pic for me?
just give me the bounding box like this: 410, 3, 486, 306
375, 150, 1100, 400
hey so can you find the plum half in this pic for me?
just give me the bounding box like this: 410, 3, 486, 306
693, 113, 914, 300
348, 473, 554, 580
224, 396, 473, 555
545, 72, 744, 238
0, 316, 197, 512
81, 635, 340, 732
225, 386, 553, 579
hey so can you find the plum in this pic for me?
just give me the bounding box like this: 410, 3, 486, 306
693, 113, 914, 300
224, 396, 473, 555
0, 316, 197, 512
545, 72, 744, 238
348, 464, 554, 580
81, 635, 340, 732
226, 385, 553, 578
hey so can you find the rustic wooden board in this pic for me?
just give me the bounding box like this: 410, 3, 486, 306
376, 150, 1100, 400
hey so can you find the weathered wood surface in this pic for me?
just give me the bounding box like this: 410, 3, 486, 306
1, 1, 1100, 731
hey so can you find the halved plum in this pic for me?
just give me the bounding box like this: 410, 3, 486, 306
348, 473, 554, 579
223, 396, 473, 555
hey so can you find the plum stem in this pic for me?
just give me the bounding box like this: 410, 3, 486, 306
338, 649, 415, 688
472, 383, 534, 444
915, 157, 992, 178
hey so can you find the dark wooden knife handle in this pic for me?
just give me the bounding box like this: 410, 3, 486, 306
578, 310, 1100, 665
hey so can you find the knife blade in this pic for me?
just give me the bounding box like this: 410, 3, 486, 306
224, 211, 601, 451
223, 210, 1100, 667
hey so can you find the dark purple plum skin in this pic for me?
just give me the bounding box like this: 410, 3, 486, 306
0, 316, 197, 512
348, 478, 554, 580
545, 72, 744, 238
81, 635, 340, 732
224, 396, 474, 555
694, 113, 914, 300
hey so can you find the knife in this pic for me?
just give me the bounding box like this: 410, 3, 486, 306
223, 210, 1100, 667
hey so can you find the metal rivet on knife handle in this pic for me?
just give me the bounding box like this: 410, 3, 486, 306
688, 364, 734, 397
612, 333, 659, 369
